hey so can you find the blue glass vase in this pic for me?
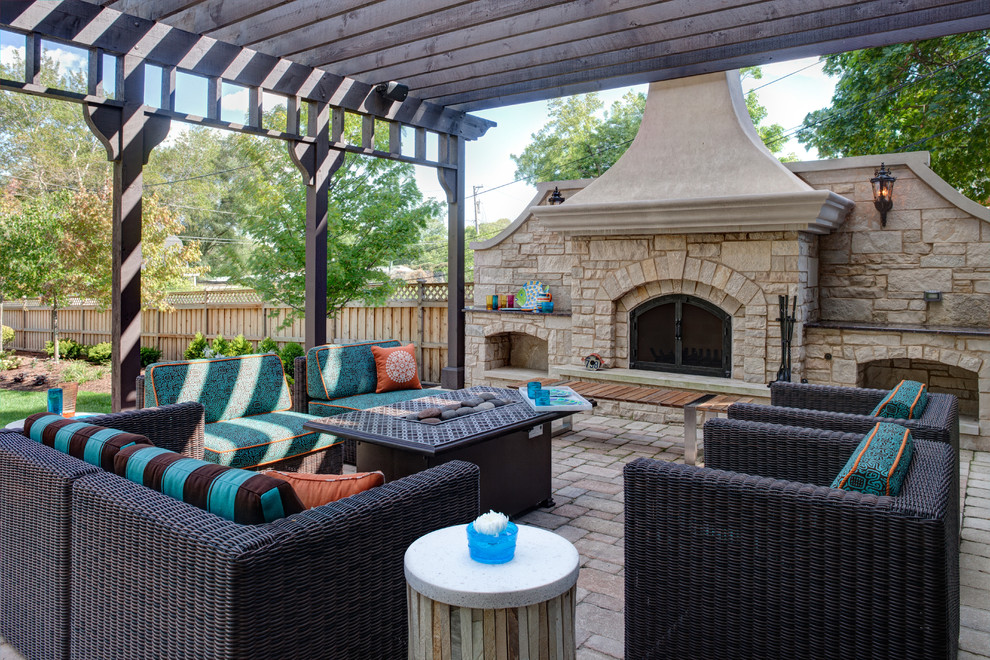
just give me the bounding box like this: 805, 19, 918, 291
466, 521, 518, 564
47, 388, 63, 415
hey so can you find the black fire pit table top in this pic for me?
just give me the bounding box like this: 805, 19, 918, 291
302, 386, 572, 455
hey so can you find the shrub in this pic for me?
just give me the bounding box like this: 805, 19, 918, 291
184, 332, 208, 359
258, 337, 279, 354
61, 360, 101, 384
140, 346, 163, 367
279, 342, 305, 376
1, 325, 13, 347
210, 334, 231, 358
227, 334, 254, 356
85, 342, 112, 365
45, 338, 84, 360
0, 351, 21, 370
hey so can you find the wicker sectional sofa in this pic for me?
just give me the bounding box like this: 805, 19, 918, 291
293, 340, 437, 462
0, 409, 480, 660
137, 353, 342, 472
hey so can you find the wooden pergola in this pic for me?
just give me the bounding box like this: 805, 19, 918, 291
2, 0, 987, 410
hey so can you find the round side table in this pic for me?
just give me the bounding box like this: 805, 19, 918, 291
405, 524, 580, 660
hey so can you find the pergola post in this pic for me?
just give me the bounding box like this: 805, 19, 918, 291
84, 55, 169, 411
438, 135, 466, 390
289, 102, 345, 350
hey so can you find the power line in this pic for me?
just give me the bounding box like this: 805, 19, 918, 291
144, 165, 254, 187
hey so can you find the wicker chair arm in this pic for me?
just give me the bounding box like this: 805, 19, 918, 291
81, 402, 205, 458
292, 355, 308, 413
769, 381, 886, 413
726, 402, 953, 446
135, 375, 145, 410
703, 417, 863, 485
68, 460, 480, 660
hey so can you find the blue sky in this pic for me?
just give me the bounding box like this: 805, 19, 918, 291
1, 32, 837, 227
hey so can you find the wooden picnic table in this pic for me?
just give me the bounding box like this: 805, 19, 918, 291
513, 377, 756, 465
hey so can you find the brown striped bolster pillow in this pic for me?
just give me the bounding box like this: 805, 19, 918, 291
113, 444, 304, 524
22, 413, 152, 472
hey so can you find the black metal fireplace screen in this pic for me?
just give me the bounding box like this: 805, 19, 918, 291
630, 295, 731, 377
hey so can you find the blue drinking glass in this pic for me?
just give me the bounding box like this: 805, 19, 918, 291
535, 390, 550, 406
527, 381, 542, 398
47, 388, 63, 415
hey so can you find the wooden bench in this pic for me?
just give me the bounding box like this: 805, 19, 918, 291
514, 377, 756, 465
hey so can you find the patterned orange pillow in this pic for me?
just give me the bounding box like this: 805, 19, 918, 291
370, 343, 423, 393
264, 470, 385, 509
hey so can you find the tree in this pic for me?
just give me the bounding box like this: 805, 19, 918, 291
413, 217, 512, 281
796, 30, 990, 204
234, 107, 442, 321
511, 69, 792, 182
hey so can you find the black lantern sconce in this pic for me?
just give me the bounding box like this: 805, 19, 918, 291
547, 186, 565, 205
375, 81, 409, 102
870, 163, 896, 227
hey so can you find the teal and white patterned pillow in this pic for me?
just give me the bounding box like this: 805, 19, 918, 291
870, 380, 928, 419
832, 423, 914, 496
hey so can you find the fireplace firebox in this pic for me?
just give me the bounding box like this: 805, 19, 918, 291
630, 295, 731, 377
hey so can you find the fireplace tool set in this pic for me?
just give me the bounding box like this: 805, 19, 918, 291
774, 294, 797, 383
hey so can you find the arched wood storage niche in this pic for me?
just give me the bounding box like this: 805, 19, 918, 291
630, 295, 732, 378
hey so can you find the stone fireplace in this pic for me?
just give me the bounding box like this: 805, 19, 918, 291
465, 70, 990, 451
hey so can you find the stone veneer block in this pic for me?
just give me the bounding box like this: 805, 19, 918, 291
721, 241, 772, 272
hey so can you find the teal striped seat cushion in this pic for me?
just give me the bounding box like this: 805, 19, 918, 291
144, 353, 291, 423
870, 380, 928, 419
113, 444, 304, 524
831, 423, 915, 496
308, 389, 436, 417
22, 413, 151, 471
204, 411, 341, 468
306, 340, 400, 401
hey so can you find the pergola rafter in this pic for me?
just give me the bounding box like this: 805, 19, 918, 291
1, 0, 492, 409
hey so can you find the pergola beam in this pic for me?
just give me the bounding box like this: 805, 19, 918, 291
431, 0, 990, 109
1, 0, 494, 140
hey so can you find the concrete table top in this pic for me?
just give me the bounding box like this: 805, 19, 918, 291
404, 523, 579, 610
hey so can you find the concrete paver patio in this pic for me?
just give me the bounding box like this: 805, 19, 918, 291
2, 412, 987, 659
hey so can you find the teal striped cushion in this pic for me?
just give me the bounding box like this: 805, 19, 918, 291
831, 423, 915, 496
870, 380, 928, 419
22, 413, 150, 471
113, 444, 304, 524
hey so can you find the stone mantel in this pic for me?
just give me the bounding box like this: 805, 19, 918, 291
531, 189, 852, 236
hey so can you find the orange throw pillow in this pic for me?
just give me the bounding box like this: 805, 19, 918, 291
371, 343, 423, 393
264, 470, 385, 509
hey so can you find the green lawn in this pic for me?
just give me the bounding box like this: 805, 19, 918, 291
0, 390, 112, 428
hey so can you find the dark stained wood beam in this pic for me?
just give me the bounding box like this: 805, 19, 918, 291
396, 0, 853, 94
437, 136, 465, 391
330, 0, 666, 81
289, 101, 345, 351
83, 55, 170, 410
99, 0, 207, 21
1, 0, 494, 140
428, 1, 990, 109
255, 0, 563, 65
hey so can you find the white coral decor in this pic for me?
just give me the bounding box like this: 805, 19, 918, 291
472, 510, 509, 536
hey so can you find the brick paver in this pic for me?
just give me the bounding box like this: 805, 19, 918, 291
2, 411, 988, 659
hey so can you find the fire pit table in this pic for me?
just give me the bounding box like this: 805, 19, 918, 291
302, 386, 580, 516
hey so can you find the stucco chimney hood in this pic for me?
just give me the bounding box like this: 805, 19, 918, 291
532, 71, 853, 235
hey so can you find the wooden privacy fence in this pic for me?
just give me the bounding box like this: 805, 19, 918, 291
0, 282, 472, 384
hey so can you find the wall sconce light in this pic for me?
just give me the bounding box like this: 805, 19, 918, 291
870, 163, 896, 226
923, 291, 942, 303
548, 186, 565, 205
375, 81, 409, 102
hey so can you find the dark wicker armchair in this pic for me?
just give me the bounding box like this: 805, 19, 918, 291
625, 417, 959, 660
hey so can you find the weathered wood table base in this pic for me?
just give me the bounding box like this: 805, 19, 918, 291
408, 583, 576, 660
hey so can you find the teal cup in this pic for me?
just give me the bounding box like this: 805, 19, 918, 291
527, 381, 541, 398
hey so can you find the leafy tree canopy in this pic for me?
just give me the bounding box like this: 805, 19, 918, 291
413, 217, 513, 281
510, 68, 792, 182
234, 107, 442, 320
796, 30, 990, 204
